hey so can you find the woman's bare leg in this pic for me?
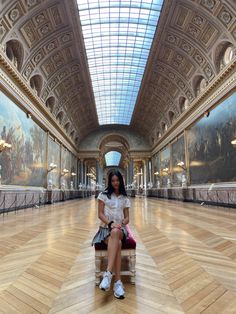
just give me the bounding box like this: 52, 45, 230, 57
106, 228, 123, 272
114, 240, 122, 281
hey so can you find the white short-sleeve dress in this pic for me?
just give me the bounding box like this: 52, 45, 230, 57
91, 191, 131, 246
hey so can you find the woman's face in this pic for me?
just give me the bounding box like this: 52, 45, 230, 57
111, 175, 120, 190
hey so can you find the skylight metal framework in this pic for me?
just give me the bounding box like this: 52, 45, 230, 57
77, 0, 164, 125
105, 151, 122, 166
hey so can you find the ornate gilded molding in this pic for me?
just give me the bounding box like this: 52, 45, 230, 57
0, 50, 79, 156
131, 0, 236, 140
152, 58, 236, 155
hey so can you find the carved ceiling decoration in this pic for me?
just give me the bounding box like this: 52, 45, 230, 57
131, 0, 236, 145
0, 0, 99, 143
0, 0, 235, 148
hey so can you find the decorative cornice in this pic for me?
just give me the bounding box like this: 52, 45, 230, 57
151, 58, 236, 155
131, 0, 236, 139
0, 51, 79, 156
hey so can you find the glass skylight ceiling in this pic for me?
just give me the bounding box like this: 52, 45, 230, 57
105, 151, 122, 166
77, 0, 164, 125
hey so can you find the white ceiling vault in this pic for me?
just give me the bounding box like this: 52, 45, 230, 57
76, 0, 164, 125
0, 0, 235, 147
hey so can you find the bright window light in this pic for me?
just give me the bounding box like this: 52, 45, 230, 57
77, 0, 164, 125
105, 151, 122, 166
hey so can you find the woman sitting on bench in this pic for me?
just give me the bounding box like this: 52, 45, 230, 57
91, 170, 131, 299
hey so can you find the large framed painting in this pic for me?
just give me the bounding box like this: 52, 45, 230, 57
61, 147, 71, 189
187, 92, 236, 184
0, 91, 47, 187
48, 137, 60, 188
152, 152, 160, 187
71, 154, 77, 188
160, 146, 170, 187
171, 135, 185, 186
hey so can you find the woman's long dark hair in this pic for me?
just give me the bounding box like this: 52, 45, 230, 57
103, 170, 127, 199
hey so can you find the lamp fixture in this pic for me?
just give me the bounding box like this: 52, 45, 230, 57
86, 172, 96, 179
61, 168, 69, 176
154, 171, 159, 175
231, 139, 236, 146
162, 168, 169, 174
48, 162, 57, 172
71, 172, 76, 176
177, 161, 186, 170
0, 139, 12, 152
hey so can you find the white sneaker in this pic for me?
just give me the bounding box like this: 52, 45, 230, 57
99, 271, 113, 291
113, 280, 125, 299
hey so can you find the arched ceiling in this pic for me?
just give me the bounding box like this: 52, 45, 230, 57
131, 0, 236, 144
0, 0, 99, 142
0, 0, 235, 147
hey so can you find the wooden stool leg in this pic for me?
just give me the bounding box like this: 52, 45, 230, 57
130, 252, 136, 284
95, 254, 101, 285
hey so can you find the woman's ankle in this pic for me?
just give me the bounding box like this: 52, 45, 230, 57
106, 269, 113, 274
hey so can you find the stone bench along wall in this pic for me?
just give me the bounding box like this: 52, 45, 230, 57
148, 187, 236, 208
0, 189, 92, 214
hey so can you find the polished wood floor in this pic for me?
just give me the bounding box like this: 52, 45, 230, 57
0, 197, 236, 313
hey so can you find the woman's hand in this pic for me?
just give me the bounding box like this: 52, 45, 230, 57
111, 222, 121, 229
121, 217, 129, 225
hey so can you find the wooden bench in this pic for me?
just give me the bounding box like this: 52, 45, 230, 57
94, 224, 136, 285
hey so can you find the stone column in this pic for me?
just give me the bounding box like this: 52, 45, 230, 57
79, 159, 84, 185
149, 159, 154, 186
76, 159, 79, 189
84, 162, 87, 186
96, 160, 99, 187
128, 159, 134, 185
126, 166, 129, 187
144, 159, 147, 191
96, 159, 103, 187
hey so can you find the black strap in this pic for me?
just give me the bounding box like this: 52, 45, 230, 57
108, 220, 114, 231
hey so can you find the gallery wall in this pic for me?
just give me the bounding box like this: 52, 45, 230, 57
0, 91, 78, 188
152, 91, 236, 186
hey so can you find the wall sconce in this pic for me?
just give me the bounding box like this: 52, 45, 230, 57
154, 171, 159, 176
26, 112, 32, 119
48, 162, 57, 172
87, 172, 96, 179
177, 161, 186, 171
71, 172, 76, 176
0, 139, 12, 153
231, 139, 236, 146
162, 168, 169, 173
204, 111, 210, 118
61, 168, 69, 176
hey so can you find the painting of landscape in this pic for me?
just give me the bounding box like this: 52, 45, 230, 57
0, 91, 47, 186
61, 147, 71, 188
152, 152, 160, 187
48, 137, 60, 188
160, 146, 170, 187
71, 154, 77, 188
187, 92, 236, 184
171, 136, 186, 186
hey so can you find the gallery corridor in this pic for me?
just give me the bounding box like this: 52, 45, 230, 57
0, 197, 236, 313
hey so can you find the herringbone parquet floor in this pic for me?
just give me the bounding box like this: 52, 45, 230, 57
0, 197, 236, 313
